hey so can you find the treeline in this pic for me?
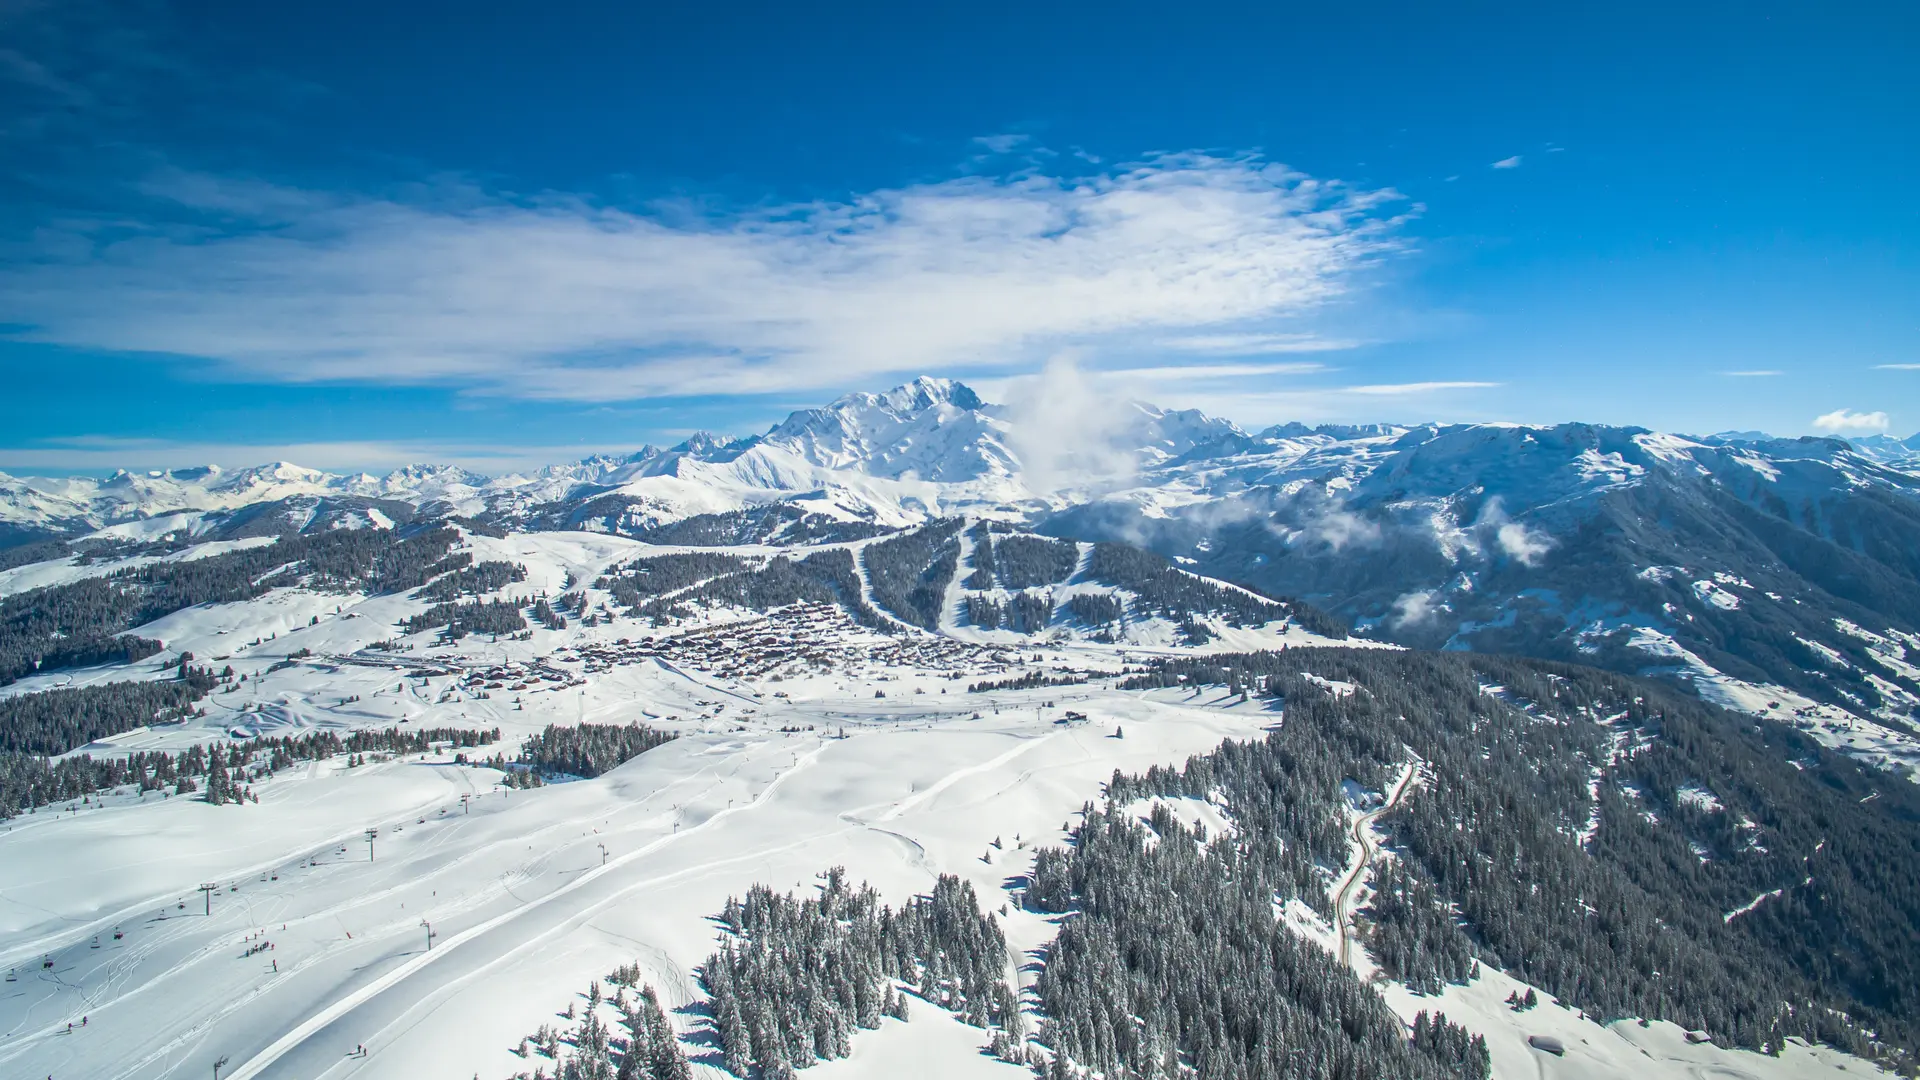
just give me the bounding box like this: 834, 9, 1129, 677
0, 664, 219, 755
503, 966, 692, 1080
1, 723, 500, 818
1063, 594, 1122, 628
1028, 798, 1488, 1080
628, 503, 894, 547
863, 520, 963, 629
404, 598, 530, 638
1086, 543, 1297, 630
966, 593, 1054, 632
0, 537, 70, 573
701, 869, 1019, 1079
1117, 647, 1920, 1068
992, 536, 1079, 588
599, 552, 753, 608
0, 525, 464, 685
964, 522, 999, 588
600, 551, 883, 628
416, 559, 525, 601
968, 671, 1086, 693
507, 722, 676, 780
0, 577, 167, 684
532, 597, 569, 631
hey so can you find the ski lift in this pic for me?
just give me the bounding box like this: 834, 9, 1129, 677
5, 969, 15, 982
42, 955, 53, 969
113, 928, 124, 940
90, 936, 100, 949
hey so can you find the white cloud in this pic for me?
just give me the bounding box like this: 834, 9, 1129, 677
1302, 509, 1381, 552
1004, 354, 1143, 495
1159, 332, 1363, 355
1390, 589, 1442, 628
1104, 361, 1331, 381
1495, 522, 1551, 565
1491, 156, 1522, 169
1342, 381, 1500, 395
1875, 363, 1920, 370
0, 438, 617, 475
1720, 370, 1782, 377
971, 133, 1032, 154
1812, 408, 1891, 433
0, 154, 1409, 402
1474, 495, 1553, 566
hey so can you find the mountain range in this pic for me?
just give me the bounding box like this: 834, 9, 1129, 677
6, 376, 1920, 777
5, 379, 1920, 1080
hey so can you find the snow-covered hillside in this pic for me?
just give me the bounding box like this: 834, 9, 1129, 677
0, 522, 1902, 1080
0, 377, 1248, 537
7, 377, 1920, 786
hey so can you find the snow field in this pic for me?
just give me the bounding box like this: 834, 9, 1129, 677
0, 526, 1899, 1080
0, 666, 1280, 1080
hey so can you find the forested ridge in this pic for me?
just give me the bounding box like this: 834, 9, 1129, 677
701, 869, 1019, 1079
1085, 543, 1341, 637
862, 519, 963, 629
1115, 648, 1920, 1070
597, 550, 883, 627
0, 525, 464, 685
0, 664, 221, 756
1029, 797, 1488, 1080
0, 715, 678, 817
989, 535, 1079, 589
627, 503, 894, 547
497, 722, 677, 783
0, 722, 500, 817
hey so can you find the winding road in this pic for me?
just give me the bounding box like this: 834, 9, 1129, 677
1334, 761, 1418, 968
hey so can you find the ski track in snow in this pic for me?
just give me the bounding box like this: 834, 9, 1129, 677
227, 739, 832, 1080
0, 525, 1896, 1080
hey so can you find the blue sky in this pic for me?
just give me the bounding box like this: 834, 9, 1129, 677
1, 0, 1914, 474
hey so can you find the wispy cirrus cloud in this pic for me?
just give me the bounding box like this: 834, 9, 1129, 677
1105, 361, 1331, 381
0, 436, 612, 475
1812, 408, 1890, 433
1721, 369, 1782, 377
1343, 380, 1500, 395
1491, 156, 1523, 169
975, 366, 1503, 431
0, 153, 1411, 403
1159, 332, 1366, 355
1875, 363, 1920, 370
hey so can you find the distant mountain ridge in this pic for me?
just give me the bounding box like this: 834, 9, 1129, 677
5, 376, 1920, 773
8, 379, 1912, 539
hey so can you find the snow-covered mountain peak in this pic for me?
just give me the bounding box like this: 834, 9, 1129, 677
861, 374, 984, 414
206, 460, 329, 489
669, 431, 755, 459
756, 377, 1015, 482
378, 463, 490, 489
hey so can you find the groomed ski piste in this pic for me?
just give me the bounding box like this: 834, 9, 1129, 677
0, 529, 1891, 1080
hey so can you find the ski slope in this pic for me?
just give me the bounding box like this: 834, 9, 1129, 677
0, 529, 1894, 1080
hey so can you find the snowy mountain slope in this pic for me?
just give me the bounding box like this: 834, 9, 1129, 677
7, 377, 1920, 780
0, 377, 1258, 539
1051, 422, 1920, 776
2, 511, 1918, 1080
0, 537, 1908, 1079
1840, 432, 1920, 471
